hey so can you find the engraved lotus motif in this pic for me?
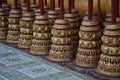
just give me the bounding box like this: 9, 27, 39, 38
20, 28, 32, 34
33, 25, 50, 32
102, 36, 120, 46
79, 31, 102, 40
101, 45, 120, 55
33, 32, 51, 39
52, 29, 72, 37
8, 24, 20, 30
51, 37, 71, 44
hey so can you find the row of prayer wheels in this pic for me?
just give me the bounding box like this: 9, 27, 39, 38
0, 0, 120, 78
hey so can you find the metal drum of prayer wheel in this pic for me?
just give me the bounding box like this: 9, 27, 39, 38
18, 0, 34, 48
7, 0, 21, 43
96, 0, 120, 77
74, 0, 102, 68
0, 6, 8, 39
64, 0, 79, 57
30, 0, 51, 55
48, 0, 73, 62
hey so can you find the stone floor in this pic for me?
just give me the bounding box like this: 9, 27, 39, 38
0, 40, 120, 80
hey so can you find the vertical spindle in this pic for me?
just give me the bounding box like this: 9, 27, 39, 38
68, 0, 72, 13
111, 0, 116, 23
88, 0, 93, 20
51, 0, 55, 10
14, 0, 18, 10
39, 0, 44, 15
60, 0, 64, 19
71, 0, 75, 9
58, 0, 60, 7
116, 0, 119, 17
33, 0, 36, 4
45, 0, 47, 6
26, 0, 30, 12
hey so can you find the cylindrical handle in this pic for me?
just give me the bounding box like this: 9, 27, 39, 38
111, 0, 116, 23
26, 0, 30, 12
51, 0, 55, 10
45, 0, 47, 6
88, 0, 93, 20
4, 0, 7, 4
39, 0, 44, 15
24, 0, 26, 4
71, 0, 75, 9
68, 0, 71, 13
58, 0, 60, 7
116, 0, 119, 17
14, 0, 18, 10
33, 0, 36, 4
60, 0, 64, 19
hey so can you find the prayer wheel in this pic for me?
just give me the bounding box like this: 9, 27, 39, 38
64, 0, 79, 57
75, 0, 102, 68
7, 0, 21, 43
30, 0, 51, 55
0, 7, 8, 39
48, 0, 73, 62
96, 0, 120, 77
7, 9, 21, 43
18, 0, 34, 48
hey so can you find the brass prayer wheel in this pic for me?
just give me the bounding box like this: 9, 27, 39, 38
64, 13, 80, 55
30, 15, 51, 55
97, 23, 120, 76
48, 19, 73, 62
0, 8, 8, 39
75, 20, 102, 68
7, 9, 21, 43
18, 12, 34, 48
